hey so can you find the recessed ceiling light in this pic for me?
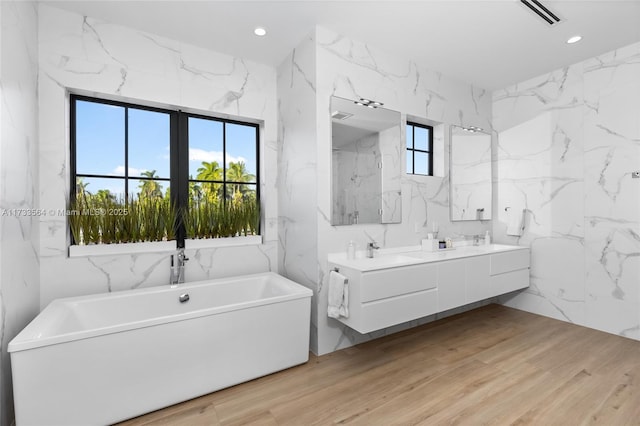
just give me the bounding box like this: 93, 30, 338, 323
254, 27, 267, 37
566, 35, 582, 44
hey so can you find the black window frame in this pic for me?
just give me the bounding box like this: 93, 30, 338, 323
406, 121, 434, 176
70, 94, 261, 247
183, 111, 260, 213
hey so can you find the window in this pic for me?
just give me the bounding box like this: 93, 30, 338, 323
70, 95, 260, 246
406, 122, 434, 176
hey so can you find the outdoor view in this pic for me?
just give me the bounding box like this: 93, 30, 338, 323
71, 99, 259, 245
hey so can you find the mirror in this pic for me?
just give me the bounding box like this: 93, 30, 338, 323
331, 96, 402, 225
450, 125, 492, 221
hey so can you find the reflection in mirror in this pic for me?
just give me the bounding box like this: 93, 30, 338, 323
331, 96, 402, 225
450, 125, 492, 221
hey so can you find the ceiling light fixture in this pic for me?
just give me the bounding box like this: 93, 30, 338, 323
566, 35, 582, 44
254, 27, 267, 37
354, 98, 384, 109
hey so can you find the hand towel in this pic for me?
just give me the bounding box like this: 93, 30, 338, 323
328, 270, 349, 319
507, 208, 525, 236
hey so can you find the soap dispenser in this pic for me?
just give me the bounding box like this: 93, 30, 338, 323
347, 240, 356, 259
484, 230, 491, 245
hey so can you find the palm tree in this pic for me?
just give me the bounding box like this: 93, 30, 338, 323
196, 161, 222, 203
138, 170, 163, 199
188, 179, 202, 201
94, 189, 116, 203
226, 161, 255, 200
76, 178, 90, 199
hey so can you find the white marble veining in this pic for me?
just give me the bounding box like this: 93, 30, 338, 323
38, 4, 279, 308
493, 41, 640, 340
0, 2, 40, 424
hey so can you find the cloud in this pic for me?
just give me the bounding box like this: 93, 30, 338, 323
113, 166, 148, 175
189, 148, 246, 165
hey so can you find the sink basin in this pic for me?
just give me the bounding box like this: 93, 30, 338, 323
460, 243, 520, 253
328, 243, 525, 272
347, 254, 423, 270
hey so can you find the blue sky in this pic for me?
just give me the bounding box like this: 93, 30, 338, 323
75, 100, 257, 196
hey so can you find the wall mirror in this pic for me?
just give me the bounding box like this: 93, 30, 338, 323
331, 96, 402, 225
450, 125, 492, 221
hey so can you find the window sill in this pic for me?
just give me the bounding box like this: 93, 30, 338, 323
68, 235, 263, 257
185, 235, 262, 249
69, 240, 177, 257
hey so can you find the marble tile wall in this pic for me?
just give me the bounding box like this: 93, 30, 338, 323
275, 27, 492, 355
493, 41, 640, 340
38, 4, 279, 307
0, 2, 40, 424
276, 33, 319, 352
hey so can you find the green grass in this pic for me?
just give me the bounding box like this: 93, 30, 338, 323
69, 193, 257, 245
183, 197, 260, 240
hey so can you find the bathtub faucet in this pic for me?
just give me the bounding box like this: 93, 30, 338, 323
170, 248, 189, 286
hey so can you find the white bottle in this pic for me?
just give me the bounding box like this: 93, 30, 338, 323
347, 240, 356, 259
484, 230, 491, 245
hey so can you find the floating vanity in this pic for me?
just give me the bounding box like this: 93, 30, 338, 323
328, 244, 529, 334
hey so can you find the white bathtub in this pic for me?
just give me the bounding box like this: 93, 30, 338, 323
9, 272, 312, 425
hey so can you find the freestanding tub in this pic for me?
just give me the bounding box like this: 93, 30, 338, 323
9, 272, 312, 425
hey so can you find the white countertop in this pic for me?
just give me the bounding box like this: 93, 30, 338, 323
328, 243, 528, 272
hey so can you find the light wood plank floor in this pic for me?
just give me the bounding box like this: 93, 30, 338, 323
119, 304, 640, 425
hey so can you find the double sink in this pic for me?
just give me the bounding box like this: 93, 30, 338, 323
331, 244, 523, 272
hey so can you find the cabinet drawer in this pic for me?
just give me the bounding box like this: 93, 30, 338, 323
490, 250, 529, 275
438, 259, 466, 312
491, 268, 529, 295
466, 255, 491, 303
361, 263, 437, 302
360, 288, 438, 333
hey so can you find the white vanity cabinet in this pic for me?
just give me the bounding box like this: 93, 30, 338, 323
328, 245, 530, 334
334, 263, 439, 334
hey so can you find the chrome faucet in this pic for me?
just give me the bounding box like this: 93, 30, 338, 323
367, 241, 380, 258
170, 248, 189, 286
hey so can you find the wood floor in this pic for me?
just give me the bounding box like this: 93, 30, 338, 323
119, 304, 640, 425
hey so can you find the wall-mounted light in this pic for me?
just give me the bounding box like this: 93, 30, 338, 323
254, 27, 267, 37
354, 98, 384, 109
463, 126, 484, 133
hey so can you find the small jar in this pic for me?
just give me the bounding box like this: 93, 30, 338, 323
438, 240, 446, 249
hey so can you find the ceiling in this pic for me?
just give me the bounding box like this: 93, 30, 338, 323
46, 0, 640, 90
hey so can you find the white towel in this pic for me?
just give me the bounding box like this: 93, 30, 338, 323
507, 208, 525, 236
328, 270, 349, 319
